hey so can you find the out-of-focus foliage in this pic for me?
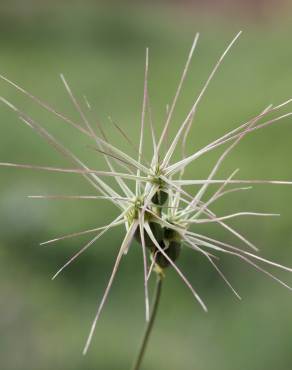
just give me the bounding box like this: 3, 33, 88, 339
1, 2, 292, 370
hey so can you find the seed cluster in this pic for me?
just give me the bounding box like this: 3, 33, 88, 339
133, 189, 182, 270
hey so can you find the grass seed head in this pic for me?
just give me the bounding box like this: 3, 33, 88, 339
1, 32, 292, 354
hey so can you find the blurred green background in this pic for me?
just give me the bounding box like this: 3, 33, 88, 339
1, 1, 292, 369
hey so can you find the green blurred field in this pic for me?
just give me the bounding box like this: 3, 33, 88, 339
1, 2, 292, 370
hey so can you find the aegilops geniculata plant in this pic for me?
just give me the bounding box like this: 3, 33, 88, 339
1, 31, 292, 369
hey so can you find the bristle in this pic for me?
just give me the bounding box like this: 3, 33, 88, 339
82, 221, 138, 355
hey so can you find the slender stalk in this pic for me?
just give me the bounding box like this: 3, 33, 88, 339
132, 275, 163, 370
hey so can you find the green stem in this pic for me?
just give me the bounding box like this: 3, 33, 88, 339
132, 275, 163, 370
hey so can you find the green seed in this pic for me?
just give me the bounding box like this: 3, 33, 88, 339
155, 241, 181, 268
134, 221, 164, 251
151, 190, 168, 206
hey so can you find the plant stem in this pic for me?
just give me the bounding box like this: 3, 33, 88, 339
131, 275, 163, 370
